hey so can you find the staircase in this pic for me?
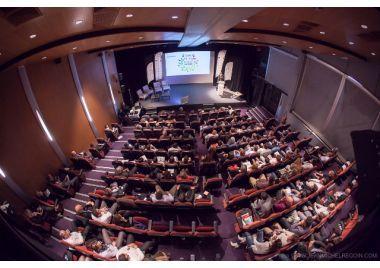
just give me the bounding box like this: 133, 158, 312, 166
246, 106, 274, 123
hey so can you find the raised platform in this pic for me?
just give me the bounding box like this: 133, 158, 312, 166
139, 83, 246, 110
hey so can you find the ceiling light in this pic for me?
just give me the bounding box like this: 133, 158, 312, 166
41, 56, 47, 60
105, 40, 111, 43
72, 47, 77, 50
361, 24, 368, 29
341, 56, 348, 60
138, 36, 144, 40
75, 19, 84, 25
0, 167, 5, 178
283, 22, 290, 27
29, 34, 37, 39
309, 46, 313, 49
242, 19, 248, 23
319, 31, 325, 35
371, 52, 376, 56
332, 52, 336, 56
0, 52, 2, 56
253, 37, 259, 40
126, 14, 133, 18
348, 41, 355, 45
171, 15, 178, 19
282, 41, 287, 44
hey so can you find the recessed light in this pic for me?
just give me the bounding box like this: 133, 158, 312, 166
283, 22, 290, 27
29, 34, 37, 39
332, 53, 336, 56
309, 46, 313, 49
282, 41, 287, 44
348, 41, 355, 45
106, 40, 111, 43
72, 47, 77, 50
0, 52, 2, 56
75, 19, 84, 25
253, 37, 259, 40
126, 14, 133, 18
341, 56, 348, 60
171, 15, 179, 19
371, 52, 376, 56
138, 36, 144, 40
42, 56, 47, 60
361, 24, 368, 29
242, 19, 248, 23
319, 31, 325, 35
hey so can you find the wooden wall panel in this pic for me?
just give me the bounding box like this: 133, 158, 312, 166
26, 58, 96, 156
105, 51, 124, 110
74, 52, 117, 136
0, 67, 61, 197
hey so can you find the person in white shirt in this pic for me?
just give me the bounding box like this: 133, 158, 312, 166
91, 201, 118, 224
117, 233, 156, 261
59, 219, 90, 246
150, 185, 176, 203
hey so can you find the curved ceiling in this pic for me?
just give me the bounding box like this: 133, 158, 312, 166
0, 7, 379, 71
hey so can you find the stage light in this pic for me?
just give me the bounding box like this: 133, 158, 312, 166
348, 41, 355, 45
283, 22, 289, 27
73, 47, 77, 50
282, 41, 287, 44
332, 52, 336, 56
0, 167, 5, 178
81, 96, 93, 122
308, 46, 313, 49
106, 40, 111, 43
36, 110, 53, 141
138, 36, 144, 40
0, 52, 2, 56
242, 19, 248, 23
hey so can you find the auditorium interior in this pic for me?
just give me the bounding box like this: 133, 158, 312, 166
0, 6, 380, 262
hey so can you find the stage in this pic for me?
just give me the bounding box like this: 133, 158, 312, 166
139, 83, 246, 110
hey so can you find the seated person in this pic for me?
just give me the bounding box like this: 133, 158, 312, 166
91, 201, 118, 224
113, 210, 146, 228
175, 184, 195, 203
288, 216, 315, 236
59, 218, 91, 246
89, 143, 105, 158
48, 173, 80, 192
103, 182, 127, 198
251, 192, 273, 219
116, 233, 156, 261
24, 204, 58, 225
150, 184, 176, 203
75, 200, 98, 219
168, 143, 182, 153
84, 229, 124, 259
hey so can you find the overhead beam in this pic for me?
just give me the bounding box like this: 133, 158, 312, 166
179, 7, 263, 47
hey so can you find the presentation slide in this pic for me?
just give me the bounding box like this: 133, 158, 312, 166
165, 51, 211, 76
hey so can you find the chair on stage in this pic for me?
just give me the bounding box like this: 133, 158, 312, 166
137, 89, 150, 100
161, 80, 171, 93
153, 82, 163, 94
